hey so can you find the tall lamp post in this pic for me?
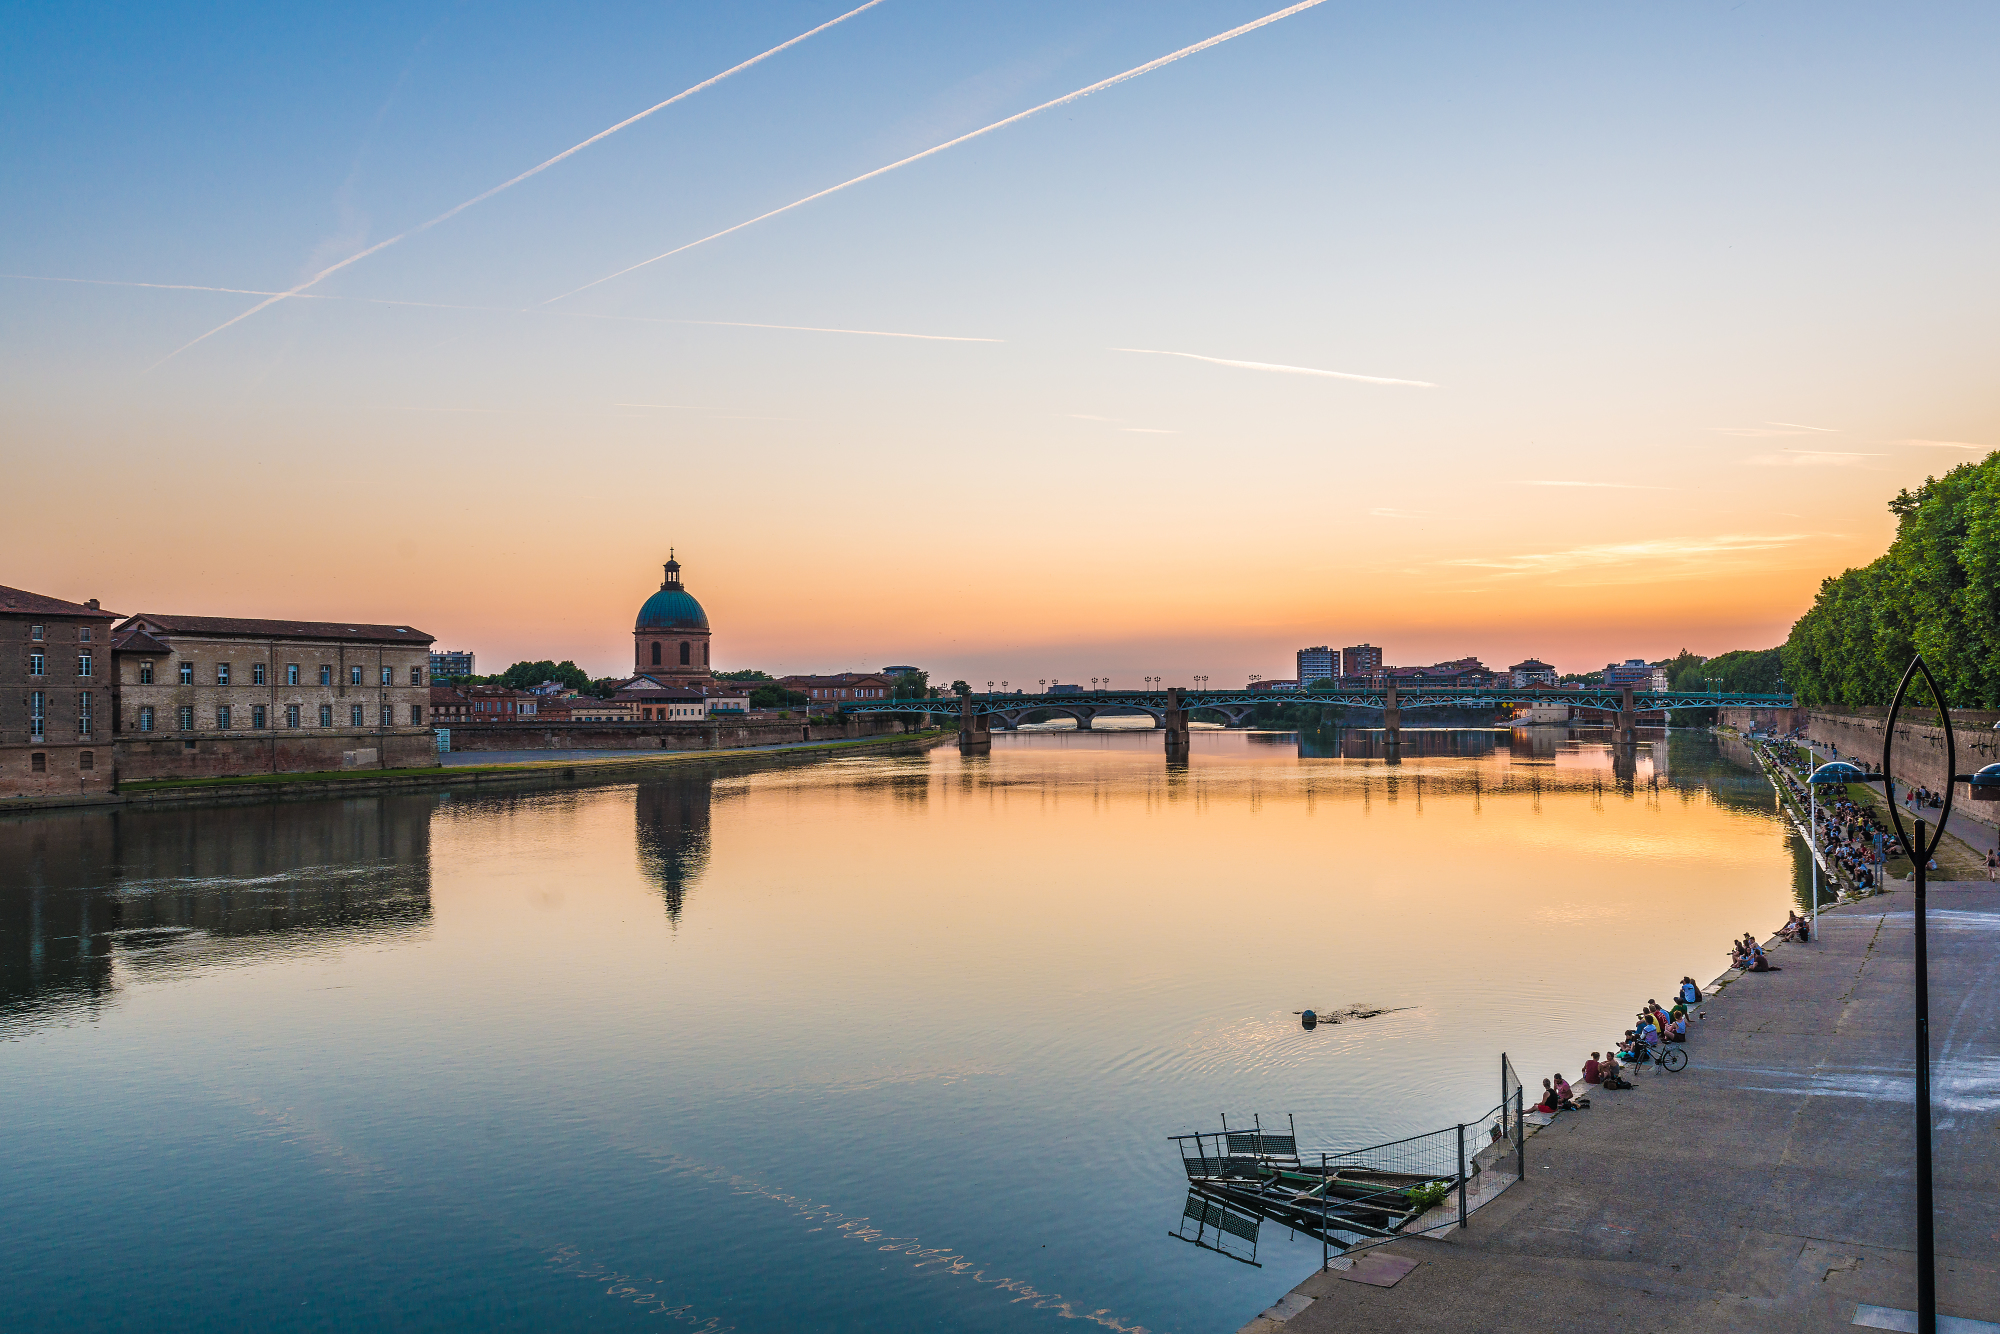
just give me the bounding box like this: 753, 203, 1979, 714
1807, 759, 1870, 933
1876, 655, 2000, 1334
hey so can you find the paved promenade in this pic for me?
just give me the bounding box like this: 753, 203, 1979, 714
1261, 884, 2000, 1333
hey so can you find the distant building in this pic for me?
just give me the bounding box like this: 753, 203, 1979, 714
0, 584, 117, 799
1343, 644, 1384, 677
111, 612, 436, 778
1248, 679, 1299, 693
881, 665, 922, 678
615, 681, 708, 722
778, 672, 896, 703
633, 551, 713, 682
1049, 682, 1082, 695
1296, 646, 1338, 688
1602, 659, 1660, 690
430, 649, 475, 680
458, 683, 538, 719
1510, 658, 1558, 687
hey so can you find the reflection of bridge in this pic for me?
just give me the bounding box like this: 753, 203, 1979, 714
841, 684, 1794, 759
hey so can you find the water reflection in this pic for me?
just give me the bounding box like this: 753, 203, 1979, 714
0, 797, 432, 1035
635, 777, 712, 922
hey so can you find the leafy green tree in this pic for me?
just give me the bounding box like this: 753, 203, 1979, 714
715, 669, 774, 682
889, 670, 930, 700
951, 679, 971, 697
497, 660, 594, 693
1784, 452, 2000, 706
749, 683, 808, 709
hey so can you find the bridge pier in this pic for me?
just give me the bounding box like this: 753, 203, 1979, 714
958, 698, 990, 753
1162, 687, 1191, 760
1383, 680, 1401, 759
1616, 686, 1636, 747
1075, 710, 1092, 731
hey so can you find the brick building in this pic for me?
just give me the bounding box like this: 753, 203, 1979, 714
777, 673, 897, 703
633, 552, 714, 682
111, 614, 437, 779
1, 584, 118, 800
1343, 644, 1384, 677
1510, 658, 1558, 687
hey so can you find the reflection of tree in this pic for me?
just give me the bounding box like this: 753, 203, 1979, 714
635, 778, 712, 923
0, 797, 433, 1035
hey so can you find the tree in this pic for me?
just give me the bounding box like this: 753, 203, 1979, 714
749, 682, 808, 709
1785, 452, 2000, 706
715, 669, 775, 682
951, 680, 971, 697
497, 659, 594, 693
889, 670, 930, 700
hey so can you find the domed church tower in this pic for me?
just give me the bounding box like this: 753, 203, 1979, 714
634, 551, 713, 681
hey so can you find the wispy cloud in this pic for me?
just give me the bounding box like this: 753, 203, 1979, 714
1744, 450, 1885, 468
146, 1, 890, 366
1445, 533, 1815, 578
1113, 347, 1434, 387
570, 312, 999, 342
1516, 480, 1668, 490
1900, 439, 1988, 452
1712, 424, 1837, 438
546, 0, 1337, 301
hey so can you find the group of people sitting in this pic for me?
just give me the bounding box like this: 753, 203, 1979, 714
1731, 929, 1784, 971
1533, 976, 1705, 1112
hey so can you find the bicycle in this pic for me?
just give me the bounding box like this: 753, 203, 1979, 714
1635, 1039, 1688, 1073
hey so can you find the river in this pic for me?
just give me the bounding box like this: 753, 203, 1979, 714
0, 727, 1804, 1333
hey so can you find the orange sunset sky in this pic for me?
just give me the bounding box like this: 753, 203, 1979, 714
6, 2, 1995, 683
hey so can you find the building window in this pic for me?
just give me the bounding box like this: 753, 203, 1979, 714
78, 652, 92, 677
680, 641, 690, 665
652, 642, 661, 665
319, 704, 333, 727
351, 704, 364, 726
216, 704, 231, 730
286, 704, 300, 728
80, 750, 94, 771
378, 705, 391, 726
138, 661, 153, 684
29, 652, 43, 676
79, 627, 91, 642
138, 706, 155, 731
410, 704, 423, 724
319, 665, 332, 686
178, 705, 194, 730
30, 752, 45, 773
77, 691, 91, 734
30, 625, 43, 641
217, 663, 230, 685
30, 691, 45, 740
252, 705, 267, 729
253, 662, 266, 685
287, 664, 300, 686
704, 642, 710, 664
179, 663, 194, 685
410, 666, 423, 685
350, 666, 363, 686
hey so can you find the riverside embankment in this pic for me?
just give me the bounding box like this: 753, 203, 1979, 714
1247, 884, 2000, 1334
0, 728, 949, 814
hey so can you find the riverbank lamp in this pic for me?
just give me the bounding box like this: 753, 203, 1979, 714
1962, 763, 2000, 801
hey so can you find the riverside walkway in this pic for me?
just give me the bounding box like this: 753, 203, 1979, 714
1249, 884, 2000, 1334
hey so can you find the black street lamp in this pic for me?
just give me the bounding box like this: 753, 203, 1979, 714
1878, 655, 2000, 1334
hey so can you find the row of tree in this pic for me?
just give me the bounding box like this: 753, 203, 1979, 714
1783, 453, 2000, 707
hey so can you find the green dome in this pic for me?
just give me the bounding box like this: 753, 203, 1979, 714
636, 586, 709, 631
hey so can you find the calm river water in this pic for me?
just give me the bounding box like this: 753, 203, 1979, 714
2, 728, 1803, 1333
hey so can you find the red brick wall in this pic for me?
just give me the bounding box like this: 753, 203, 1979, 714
114, 730, 439, 780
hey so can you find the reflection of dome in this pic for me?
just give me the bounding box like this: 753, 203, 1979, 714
635, 778, 712, 923
636, 554, 708, 630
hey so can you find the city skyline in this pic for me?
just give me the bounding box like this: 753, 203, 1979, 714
5, 2, 1995, 683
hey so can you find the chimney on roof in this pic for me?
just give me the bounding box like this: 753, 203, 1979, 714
87, 599, 99, 610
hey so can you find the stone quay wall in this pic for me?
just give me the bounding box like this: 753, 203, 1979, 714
441, 714, 914, 753
1723, 704, 2000, 828
115, 728, 441, 781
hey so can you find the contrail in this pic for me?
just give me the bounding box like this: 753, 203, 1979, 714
1112, 347, 1435, 387
547, 0, 1336, 302
146, 0, 889, 369
8, 271, 995, 343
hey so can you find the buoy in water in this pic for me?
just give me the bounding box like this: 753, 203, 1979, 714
1300, 1009, 1317, 1030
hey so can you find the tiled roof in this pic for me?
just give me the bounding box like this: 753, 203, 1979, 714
111, 629, 174, 655
118, 614, 434, 644
0, 584, 115, 617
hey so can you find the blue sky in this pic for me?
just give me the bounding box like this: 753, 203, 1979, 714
4, 2, 1996, 680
